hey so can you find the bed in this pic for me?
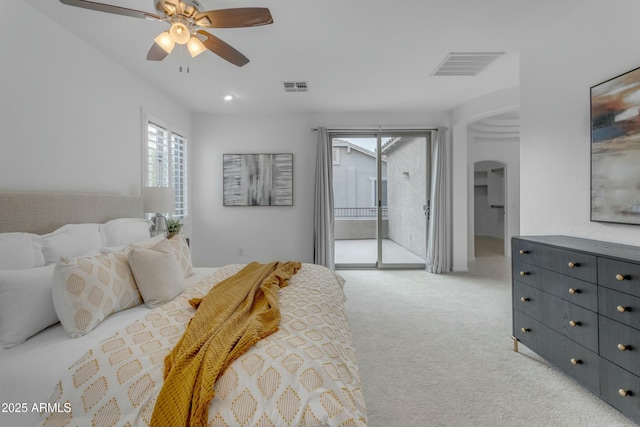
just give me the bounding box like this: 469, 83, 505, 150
0, 192, 367, 427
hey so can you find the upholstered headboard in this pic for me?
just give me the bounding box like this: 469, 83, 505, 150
0, 192, 143, 235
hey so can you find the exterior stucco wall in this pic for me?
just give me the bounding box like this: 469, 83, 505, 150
385, 137, 427, 258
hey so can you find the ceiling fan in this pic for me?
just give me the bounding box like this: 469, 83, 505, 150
59, 0, 273, 67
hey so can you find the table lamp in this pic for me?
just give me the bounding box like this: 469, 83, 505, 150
142, 187, 174, 237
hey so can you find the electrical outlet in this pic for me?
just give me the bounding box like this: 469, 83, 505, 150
237, 248, 244, 256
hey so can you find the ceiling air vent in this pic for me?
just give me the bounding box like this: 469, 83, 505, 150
431, 52, 505, 76
283, 81, 308, 92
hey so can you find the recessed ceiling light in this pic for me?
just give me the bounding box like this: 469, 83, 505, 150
224, 95, 233, 101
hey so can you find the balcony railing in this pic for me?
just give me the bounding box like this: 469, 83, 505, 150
335, 207, 388, 218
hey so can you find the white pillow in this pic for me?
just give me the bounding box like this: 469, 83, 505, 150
134, 233, 166, 247
0, 265, 58, 348
128, 245, 185, 308
41, 224, 103, 265
100, 218, 152, 247
52, 249, 143, 338
99, 234, 165, 254
0, 233, 45, 270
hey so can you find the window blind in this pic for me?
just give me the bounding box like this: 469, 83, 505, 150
145, 121, 188, 218
171, 132, 188, 218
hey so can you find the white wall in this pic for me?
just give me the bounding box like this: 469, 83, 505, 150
520, 0, 640, 244
0, 2, 454, 269
190, 111, 449, 267
190, 113, 315, 267
6, 0, 493, 269
0, 1, 190, 197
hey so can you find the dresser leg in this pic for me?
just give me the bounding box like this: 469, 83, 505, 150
512, 336, 519, 352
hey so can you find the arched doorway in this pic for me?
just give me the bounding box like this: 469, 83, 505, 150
473, 160, 506, 257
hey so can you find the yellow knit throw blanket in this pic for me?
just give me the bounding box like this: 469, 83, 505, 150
150, 261, 301, 427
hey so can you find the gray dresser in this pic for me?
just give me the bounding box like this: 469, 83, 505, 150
512, 235, 640, 423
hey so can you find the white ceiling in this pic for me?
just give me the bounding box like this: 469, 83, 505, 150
25, 0, 586, 115
469, 110, 520, 139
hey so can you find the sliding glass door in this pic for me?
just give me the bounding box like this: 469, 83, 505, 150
332, 131, 430, 269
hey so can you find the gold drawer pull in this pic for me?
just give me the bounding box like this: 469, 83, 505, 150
519, 249, 528, 255
569, 320, 580, 327
618, 344, 629, 351
568, 288, 579, 295
521, 327, 530, 333
519, 271, 528, 276
520, 297, 529, 302
570, 358, 581, 365
619, 389, 631, 397
617, 305, 628, 313
616, 274, 626, 281
568, 262, 579, 268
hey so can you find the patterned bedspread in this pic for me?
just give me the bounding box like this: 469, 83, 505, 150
37, 263, 367, 427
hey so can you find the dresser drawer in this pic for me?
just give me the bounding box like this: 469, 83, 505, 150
512, 239, 538, 265
513, 310, 562, 367
541, 292, 598, 352
513, 281, 539, 319
599, 316, 640, 377
561, 338, 600, 394
537, 268, 598, 312
600, 359, 640, 424
536, 245, 597, 283
512, 261, 538, 288
599, 287, 640, 329
598, 257, 640, 298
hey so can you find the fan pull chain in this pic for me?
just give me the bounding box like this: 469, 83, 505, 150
177, 44, 190, 73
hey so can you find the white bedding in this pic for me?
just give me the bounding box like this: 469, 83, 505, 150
0, 268, 215, 427
0, 264, 367, 427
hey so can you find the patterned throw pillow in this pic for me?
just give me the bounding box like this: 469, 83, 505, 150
52, 249, 143, 338
157, 235, 194, 278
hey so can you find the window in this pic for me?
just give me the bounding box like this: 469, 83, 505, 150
171, 132, 188, 218
144, 115, 188, 218
332, 147, 341, 165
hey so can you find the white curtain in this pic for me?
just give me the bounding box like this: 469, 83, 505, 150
426, 127, 451, 273
313, 127, 335, 269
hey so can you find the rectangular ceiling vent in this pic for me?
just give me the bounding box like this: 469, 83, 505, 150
431, 52, 505, 76
283, 81, 308, 92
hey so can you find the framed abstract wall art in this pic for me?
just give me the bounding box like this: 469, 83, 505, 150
223, 153, 293, 206
591, 66, 640, 225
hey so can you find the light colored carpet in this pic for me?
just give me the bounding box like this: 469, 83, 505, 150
340, 260, 637, 427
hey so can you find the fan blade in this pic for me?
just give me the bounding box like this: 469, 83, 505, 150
59, 0, 162, 21
146, 43, 169, 61
194, 8, 273, 28
196, 30, 249, 67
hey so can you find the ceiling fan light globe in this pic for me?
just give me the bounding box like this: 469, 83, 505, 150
160, 2, 177, 16
187, 36, 206, 57
169, 22, 191, 44
154, 31, 175, 53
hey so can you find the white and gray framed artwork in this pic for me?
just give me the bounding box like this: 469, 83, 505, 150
223, 153, 293, 206
591, 65, 640, 225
